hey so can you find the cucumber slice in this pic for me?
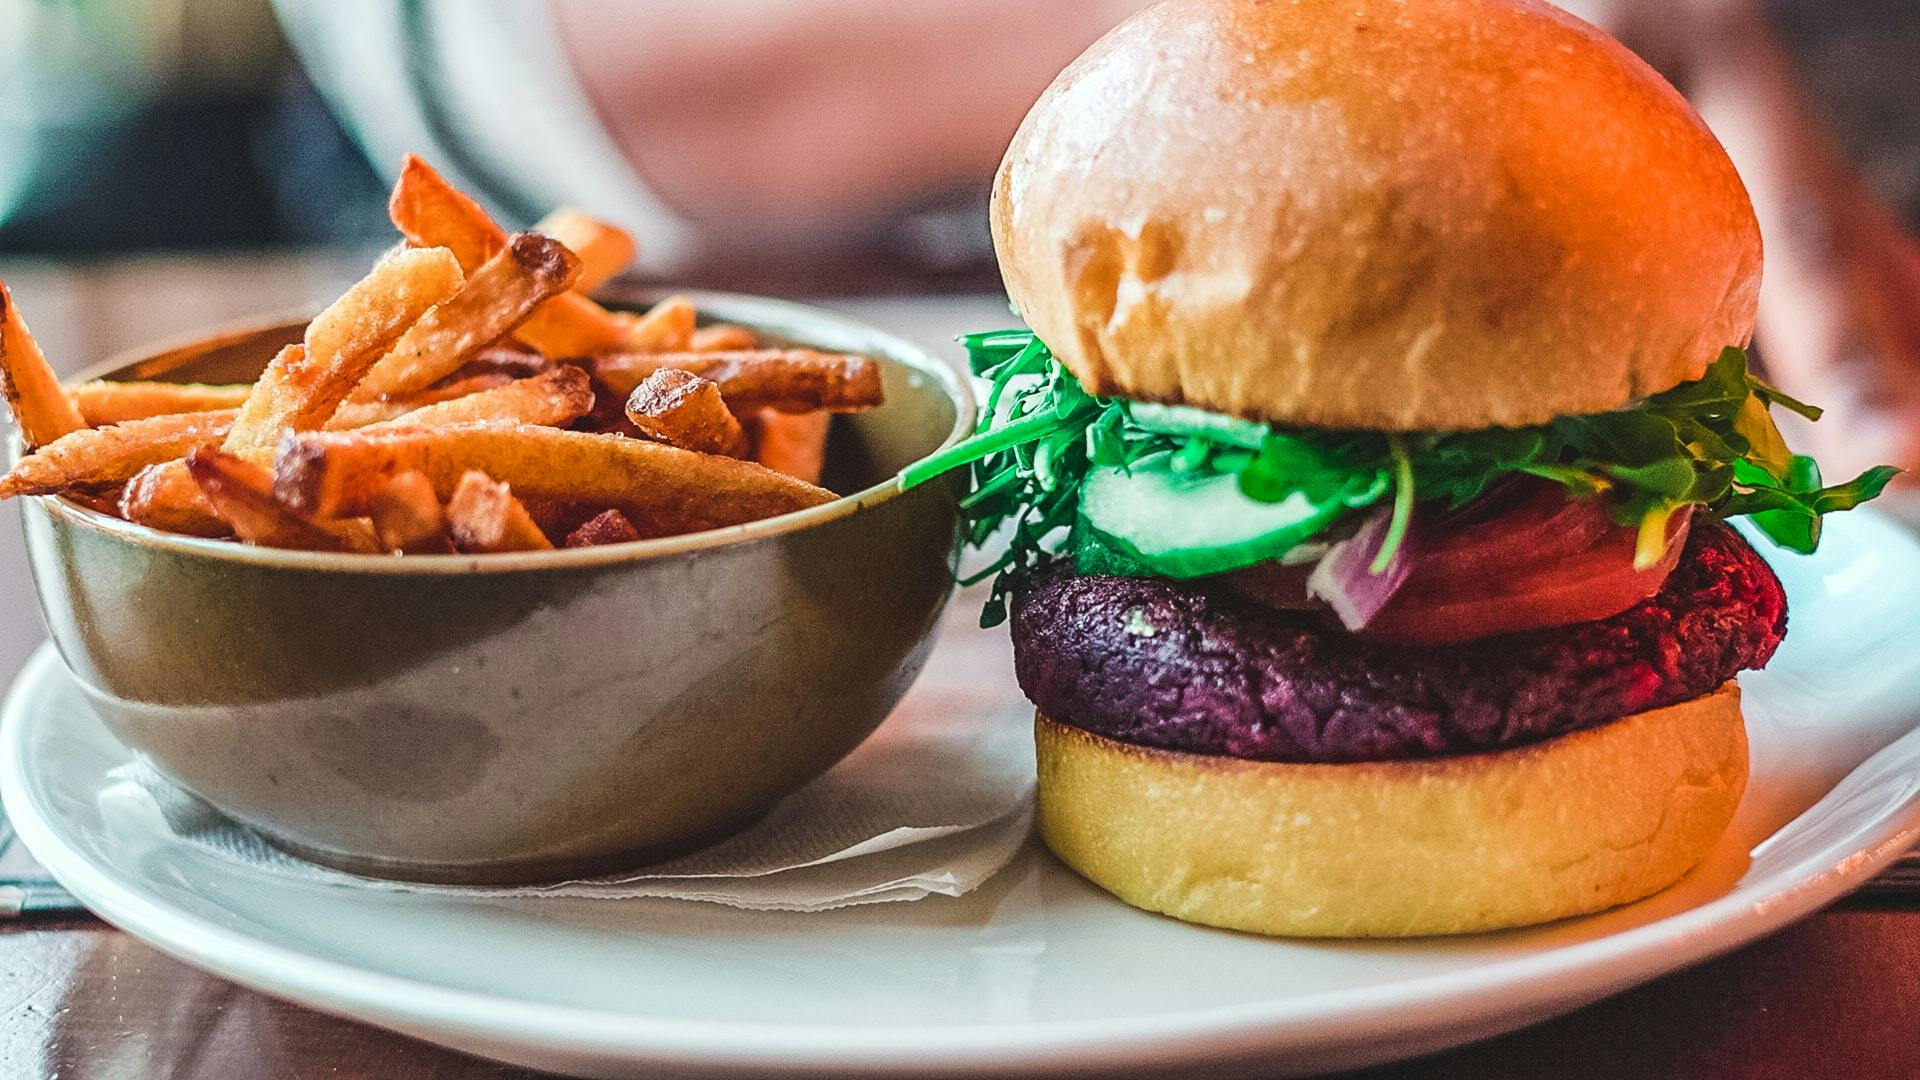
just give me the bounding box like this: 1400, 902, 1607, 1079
1125, 402, 1269, 450
1080, 451, 1343, 578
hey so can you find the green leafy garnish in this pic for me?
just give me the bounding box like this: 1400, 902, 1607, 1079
900, 333, 1897, 626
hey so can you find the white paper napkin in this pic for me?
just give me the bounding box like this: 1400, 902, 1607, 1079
94, 607, 1037, 912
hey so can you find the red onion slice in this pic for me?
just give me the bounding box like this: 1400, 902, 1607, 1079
1306, 507, 1415, 631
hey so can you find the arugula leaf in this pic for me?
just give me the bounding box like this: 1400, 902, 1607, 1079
901, 333, 1896, 625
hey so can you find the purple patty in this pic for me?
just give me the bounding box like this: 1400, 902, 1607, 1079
1011, 520, 1787, 763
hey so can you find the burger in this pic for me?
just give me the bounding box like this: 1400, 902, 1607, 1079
901, 0, 1900, 937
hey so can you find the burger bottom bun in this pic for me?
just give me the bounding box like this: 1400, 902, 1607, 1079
1035, 683, 1748, 938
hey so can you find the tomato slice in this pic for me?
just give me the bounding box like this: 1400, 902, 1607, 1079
1221, 482, 1693, 645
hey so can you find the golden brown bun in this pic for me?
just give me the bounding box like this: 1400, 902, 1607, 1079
1035, 682, 1748, 937
993, 0, 1762, 431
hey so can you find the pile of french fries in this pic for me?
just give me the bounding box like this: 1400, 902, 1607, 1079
0, 156, 884, 555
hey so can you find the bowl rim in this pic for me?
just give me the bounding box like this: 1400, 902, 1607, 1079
25, 288, 978, 575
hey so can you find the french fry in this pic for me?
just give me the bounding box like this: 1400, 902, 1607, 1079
564, 509, 642, 548
187, 448, 380, 553
65, 485, 127, 517
9, 165, 865, 555
690, 324, 760, 352
446, 471, 553, 553
750, 408, 832, 485
0, 280, 87, 447
352, 232, 581, 401
534, 207, 635, 292
223, 246, 465, 462
68, 381, 252, 426
369, 366, 596, 431
329, 373, 517, 429
624, 369, 743, 455
122, 460, 228, 537
453, 347, 551, 380
589, 349, 884, 412
387, 155, 499, 268
389, 155, 628, 355
0, 409, 237, 498
276, 423, 835, 529
366, 469, 453, 554
620, 295, 696, 352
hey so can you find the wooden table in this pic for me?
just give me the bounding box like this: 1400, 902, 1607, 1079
0, 254, 1914, 1079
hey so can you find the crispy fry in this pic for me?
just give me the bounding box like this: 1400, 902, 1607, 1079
0, 409, 238, 498
624, 369, 743, 455
446, 471, 553, 553
453, 347, 551, 380
14, 164, 870, 555
0, 280, 87, 447
690, 324, 760, 352
518, 293, 633, 356
277, 423, 834, 529
371, 366, 596, 431
534, 207, 635, 292
387, 156, 500, 268
68, 380, 252, 426
389, 155, 628, 355
366, 470, 453, 554
223, 246, 465, 462
564, 508, 642, 548
353, 232, 581, 400
750, 408, 832, 485
589, 349, 884, 412
187, 448, 379, 553
330, 373, 517, 428
65, 485, 126, 517
122, 460, 227, 537
620, 295, 696, 352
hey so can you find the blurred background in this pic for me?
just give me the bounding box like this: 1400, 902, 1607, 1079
0, 2, 1914, 267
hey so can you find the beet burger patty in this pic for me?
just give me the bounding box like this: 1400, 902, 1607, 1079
900, 0, 1893, 937
1014, 520, 1787, 765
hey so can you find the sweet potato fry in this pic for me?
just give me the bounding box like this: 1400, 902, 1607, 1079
620, 295, 696, 353
534, 207, 635, 292
0, 280, 86, 447
389, 155, 628, 355
352, 232, 581, 400
122, 460, 227, 537
0, 409, 237, 498
589, 349, 884, 412
68, 381, 252, 426
187, 448, 379, 553
690, 324, 760, 352
223, 246, 464, 462
366, 469, 453, 554
624, 369, 743, 455
749, 408, 832, 485
563, 509, 642, 548
276, 423, 835, 529
446, 471, 553, 553
370, 366, 596, 431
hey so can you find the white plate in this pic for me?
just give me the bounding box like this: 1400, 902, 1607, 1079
7, 511, 1920, 1079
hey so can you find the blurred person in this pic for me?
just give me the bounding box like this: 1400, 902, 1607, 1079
0, 0, 386, 252
272, 0, 1154, 276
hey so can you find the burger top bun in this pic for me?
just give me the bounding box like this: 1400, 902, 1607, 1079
992, 0, 1763, 432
